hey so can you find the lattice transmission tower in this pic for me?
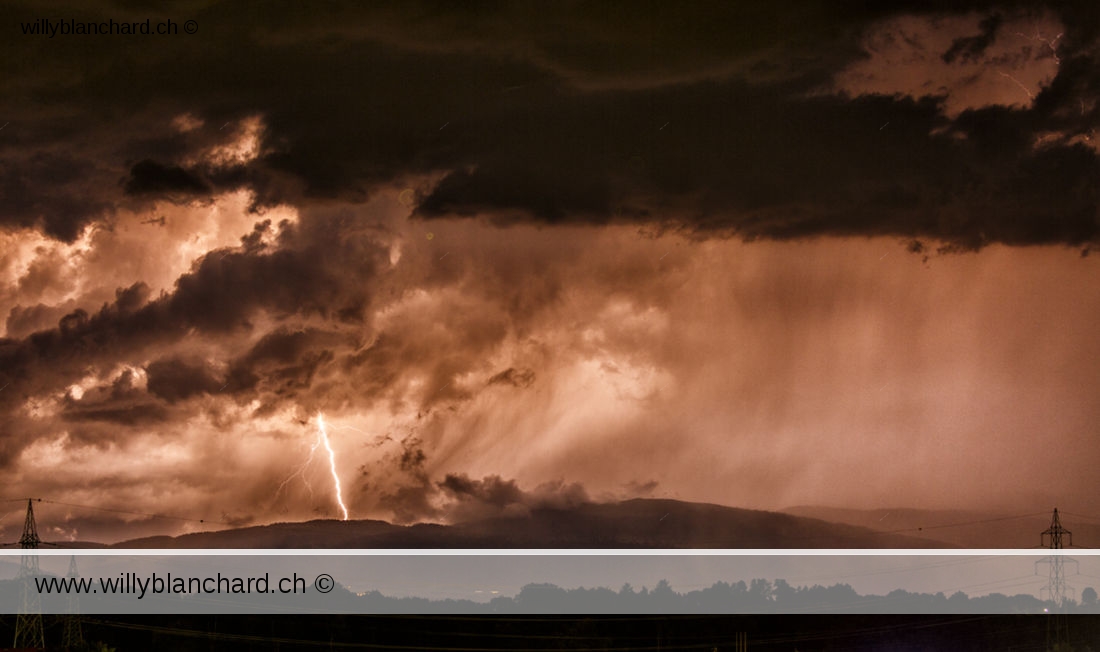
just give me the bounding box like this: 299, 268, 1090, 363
61, 554, 85, 650
1038, 508, 1075, 652
13, 498, 45, 649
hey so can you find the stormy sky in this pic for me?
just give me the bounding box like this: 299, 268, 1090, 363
2, 0, 1099, 542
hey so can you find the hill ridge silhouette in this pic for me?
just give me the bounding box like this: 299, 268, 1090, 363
111, 498, 953, 548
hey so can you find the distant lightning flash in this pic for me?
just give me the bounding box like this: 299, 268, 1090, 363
999, 71, 1034, 100
316, 413, 349, 521
1016, 30, 1062, 65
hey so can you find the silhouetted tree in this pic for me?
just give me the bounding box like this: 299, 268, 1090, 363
1082, 587, 1097, 607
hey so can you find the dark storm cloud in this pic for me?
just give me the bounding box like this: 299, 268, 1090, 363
253, 1, 1099, 248
61, 368, 169, 425
3, 0, 1098, 248
0, 217, 386, 422
435, 473, 591, 523
0, 151, 117, 241
145, 357, 224, 404
942, 13, 1004, 64
167, 221, 381, 333
221, 327, 352, 413
61, 399, 168, 426
5, 300, 80, 339
377, 468, 592, 525
438, 474, 525, 507
0, 282, 159, 403
417, 85, 1099, 248
486, 367, 535, 389
124, 159, 211, 197
214, 1, 1100, 248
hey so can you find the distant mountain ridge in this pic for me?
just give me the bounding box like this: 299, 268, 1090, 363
113, 498, 952, 548
783, 505, 1100, 548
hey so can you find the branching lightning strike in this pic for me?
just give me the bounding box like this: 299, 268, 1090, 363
1016, 30, 1062, 65
276, 413, 350, 521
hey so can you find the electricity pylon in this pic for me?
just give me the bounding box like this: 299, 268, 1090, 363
61, 554, 85, 650
1038, 508, 1074, 652
13, 498, 45, 649
1041, 508, 1071, 603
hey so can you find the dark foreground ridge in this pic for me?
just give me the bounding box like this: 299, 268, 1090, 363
113, 498, 952, 548
5, 614, 1100, 652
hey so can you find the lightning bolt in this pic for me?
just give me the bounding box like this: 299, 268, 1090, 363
275, 435, 319, 500
275, 413, 350, 520
316, 413, 349, 521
